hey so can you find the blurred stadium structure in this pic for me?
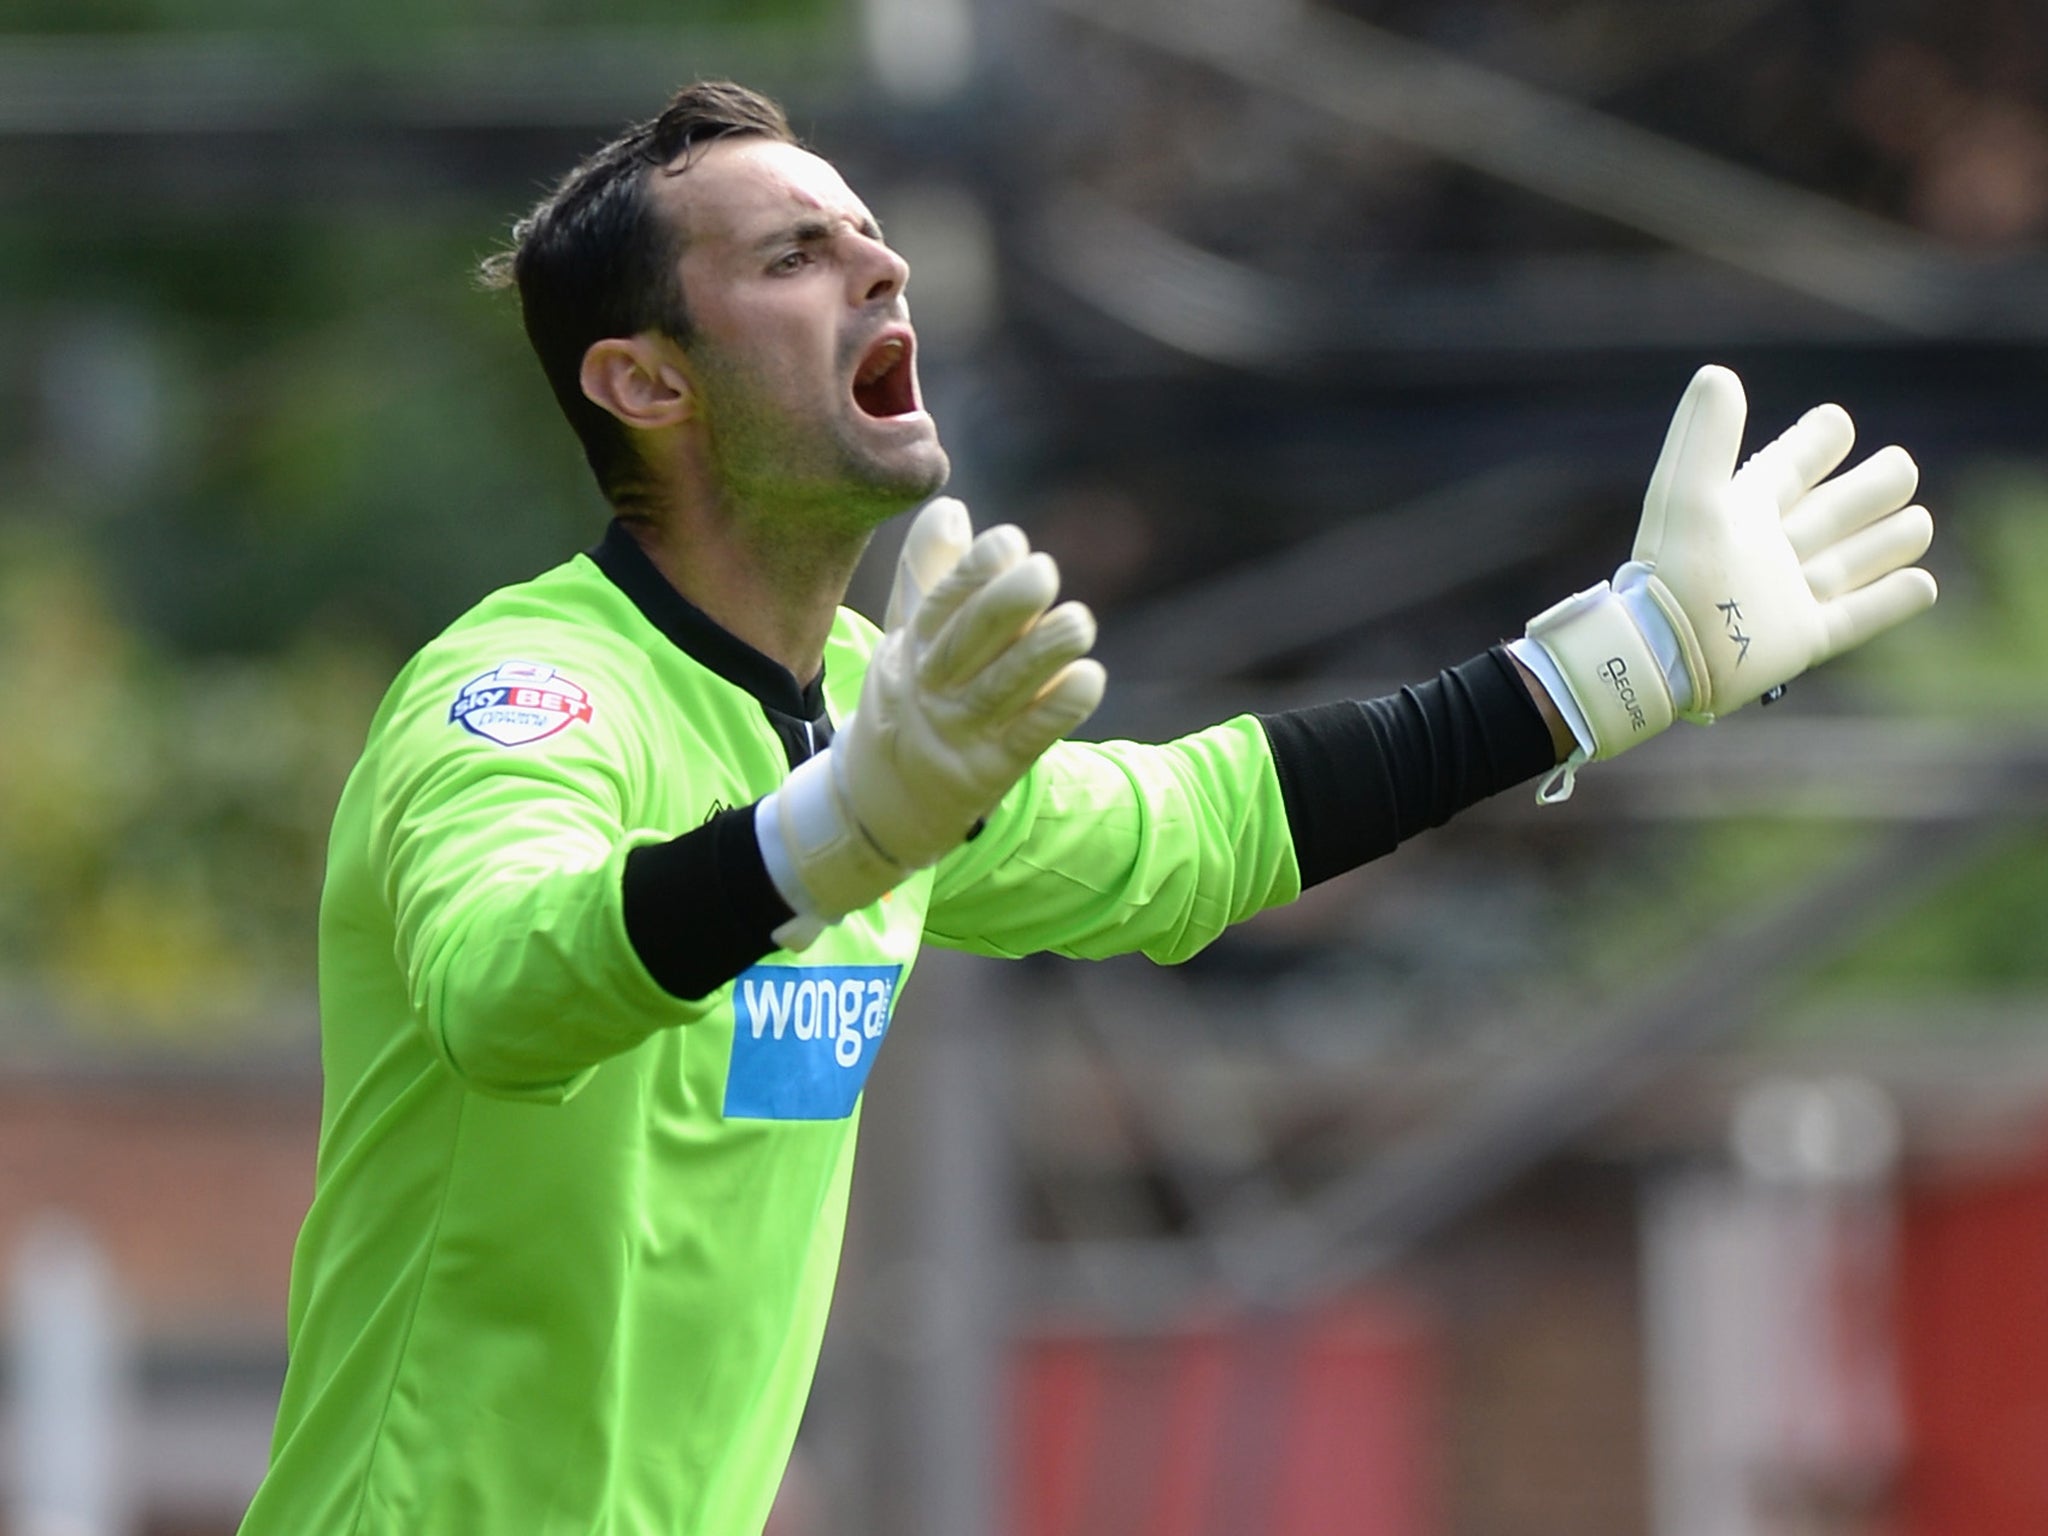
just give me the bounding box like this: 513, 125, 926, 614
4, 0, 2048, 1532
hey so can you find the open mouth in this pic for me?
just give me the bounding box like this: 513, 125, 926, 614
852, 333, 919, 419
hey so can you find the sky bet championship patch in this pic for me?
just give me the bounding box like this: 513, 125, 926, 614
725, 963, 903, 1121
448, 661, 595, 747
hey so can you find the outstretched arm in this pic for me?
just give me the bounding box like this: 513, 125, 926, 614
626, 369, 1940, 990
927, 366, 1938, 959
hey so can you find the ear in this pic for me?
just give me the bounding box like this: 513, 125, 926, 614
579, 336, 694, 430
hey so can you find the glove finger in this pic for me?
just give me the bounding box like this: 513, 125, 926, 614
1802, 505, 1933, 602
1637, 365, 1747, 561
1817, 566, 1938, 662
1732, 402, 1856, 514
910, 524, 1030, 644
921, 551, 1061, 690
1001, 658, 1108, 756
1781, 445, 1919, 558
885, 497, 973, 632
966, 601, 1099, 719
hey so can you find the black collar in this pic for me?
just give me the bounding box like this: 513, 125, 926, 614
586, 519, 828, 723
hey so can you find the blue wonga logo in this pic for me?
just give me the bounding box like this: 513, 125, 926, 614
724, 964, 903, 1121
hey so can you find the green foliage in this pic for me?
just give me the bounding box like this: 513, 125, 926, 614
1809, 830, 2048, 992
1863, 461, 2048, 719
0, 202, 608, 1040
0, 525, 391, 1036
11, 210, 607, 655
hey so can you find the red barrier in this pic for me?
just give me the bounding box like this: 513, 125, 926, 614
1015, 1294, 1441, 1536
1898, 1147, 2048, 1536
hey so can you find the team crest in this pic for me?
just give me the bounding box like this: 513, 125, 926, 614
448, 661, 594, 747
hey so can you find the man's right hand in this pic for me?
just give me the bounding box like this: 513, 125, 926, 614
759, 498, 1106, 944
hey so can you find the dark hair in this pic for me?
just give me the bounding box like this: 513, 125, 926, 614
480, 81, 797, 508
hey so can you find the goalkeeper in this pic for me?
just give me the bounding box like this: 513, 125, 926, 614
238, 81, 1936, 1535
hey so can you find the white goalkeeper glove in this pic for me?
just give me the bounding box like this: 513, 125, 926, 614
758, 497, 1107, 949
1515, 364, 1937, 802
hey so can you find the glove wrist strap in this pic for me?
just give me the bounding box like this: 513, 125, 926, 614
1524, 579, 1678, 764
756, 747, 907, 946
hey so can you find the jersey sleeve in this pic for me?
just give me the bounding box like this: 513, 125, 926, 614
921, 713, 1301, 964
1261, 649, 1560, 886
367, 641, 693, 1102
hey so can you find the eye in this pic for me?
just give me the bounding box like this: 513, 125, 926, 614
769, 249, 814, 275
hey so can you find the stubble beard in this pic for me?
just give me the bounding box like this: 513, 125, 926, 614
708, 385, 950, 547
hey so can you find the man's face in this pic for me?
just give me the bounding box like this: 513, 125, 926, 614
660, 137, 949, 528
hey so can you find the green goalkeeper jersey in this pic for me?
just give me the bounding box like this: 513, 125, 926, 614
239, 534, 1300, 1536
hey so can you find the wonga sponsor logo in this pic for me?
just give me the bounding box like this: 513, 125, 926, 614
725, 964, 902, 1121
448, 661, 594, 747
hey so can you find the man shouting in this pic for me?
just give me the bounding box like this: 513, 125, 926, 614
238, 81, 1935, 1535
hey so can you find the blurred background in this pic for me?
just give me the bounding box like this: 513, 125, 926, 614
2, 0, 2048, 1532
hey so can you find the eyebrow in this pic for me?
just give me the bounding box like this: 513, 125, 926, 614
754, 212, 885, 252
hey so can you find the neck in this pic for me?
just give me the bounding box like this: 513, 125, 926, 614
617, 502, 870, 685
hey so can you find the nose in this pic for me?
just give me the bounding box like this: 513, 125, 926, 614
855, 234, 909, 307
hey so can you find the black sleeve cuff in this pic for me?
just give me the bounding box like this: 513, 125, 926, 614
621, 803, 795, 1000
1258, 646, 1559, 890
